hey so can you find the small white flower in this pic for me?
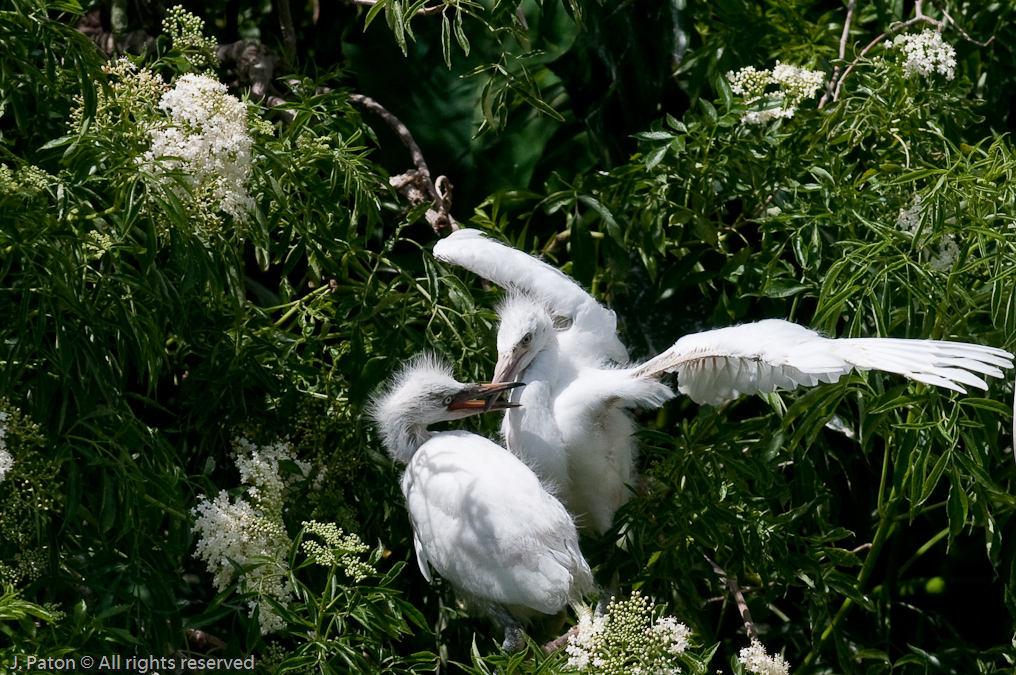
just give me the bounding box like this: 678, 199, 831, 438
0, 449, 12, 483
739, 639, 791, 675
896, 194, 923, 233
890, 30, 957, 81
929, 234, 960, 272
652, 616, 691, 655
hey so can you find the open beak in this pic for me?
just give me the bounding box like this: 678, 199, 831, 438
448, 381, 524, 414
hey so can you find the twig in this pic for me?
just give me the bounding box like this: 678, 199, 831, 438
349, 94, 457, 232
823, 1, 995, 108
929, 0, 994, 47
543, 624, 579, 653
217, 40, 295, 122
540, 230, 570, 257
819, 0, 856, 109
704, 555, 758, 641
276, 0, 298, 68
185, 628, 227, 651
347, 0, 446, 16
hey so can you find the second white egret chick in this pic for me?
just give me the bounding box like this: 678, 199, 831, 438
369, 355, 594, 652
494, 294, 675, 535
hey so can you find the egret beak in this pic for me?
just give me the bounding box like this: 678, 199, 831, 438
491, 350, 524, 386
448, 381, 524, 414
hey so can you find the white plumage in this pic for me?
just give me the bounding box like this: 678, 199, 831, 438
369, 355, 593, 651
434, 230, 1014, 534
494, 294, 673, 534
635, 319, 1013, 406
435, 228, 628, 365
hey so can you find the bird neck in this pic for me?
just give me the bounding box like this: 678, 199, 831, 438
383, 419, 434, 465
524, 335, 561, 383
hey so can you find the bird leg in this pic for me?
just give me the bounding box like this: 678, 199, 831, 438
596, 570, 620, 617
488, 606, 527, 653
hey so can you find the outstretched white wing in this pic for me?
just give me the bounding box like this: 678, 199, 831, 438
434, 228, 628, 363
633, 319, 1013, 406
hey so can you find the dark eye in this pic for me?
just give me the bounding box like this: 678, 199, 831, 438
521, 333, 533, 345
443, 395, 454, 406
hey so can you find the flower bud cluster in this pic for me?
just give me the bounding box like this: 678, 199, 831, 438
0, 164, 51, 201
163, 5, 218, 69
301, 520, 375, 581
728, 62, 824, 125
565, 591, 692, 674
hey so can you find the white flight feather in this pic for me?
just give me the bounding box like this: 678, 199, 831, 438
434, 228, 628, 364
635, 319, 1013, 406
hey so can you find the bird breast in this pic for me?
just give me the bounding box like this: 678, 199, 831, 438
402, 431, 591, 615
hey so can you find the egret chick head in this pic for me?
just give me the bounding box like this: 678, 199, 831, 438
369, 354, 521, 463
494, 294, 555, 383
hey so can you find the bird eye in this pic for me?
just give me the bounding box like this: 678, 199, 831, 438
443, 395, 454, 406
521, 333, 533, 345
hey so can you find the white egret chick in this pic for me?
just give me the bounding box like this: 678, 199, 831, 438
369, 355, 594, 652
494, 293, 674, 534
435, 229, 1014, 537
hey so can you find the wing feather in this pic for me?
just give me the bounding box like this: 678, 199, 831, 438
634, 319, 1012, 405
434, 229, 628, 363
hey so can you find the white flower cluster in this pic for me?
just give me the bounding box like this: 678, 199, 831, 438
565, 592, 691, 674
896, 194, 923, 233
728, 62, 824, 125
232, 437, 311, 518
895, 195, 960, 272
192, 438, 308, 634
0, 550, 46, 586
929, 234, 960, 272
146, 73, 255, 221
738, 639, 791, 675
0, 411, 12, 483
886, 30, 956, 81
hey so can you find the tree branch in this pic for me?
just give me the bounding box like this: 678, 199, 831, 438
819, 0, 856, 109
349, 94, 457, 232
705, 555, 758, 641
276, 0, 298, 68
217, 40, 295, 122
543, 624, 579, 654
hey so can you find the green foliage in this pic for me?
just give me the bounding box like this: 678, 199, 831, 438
2, 0, 1016, 674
